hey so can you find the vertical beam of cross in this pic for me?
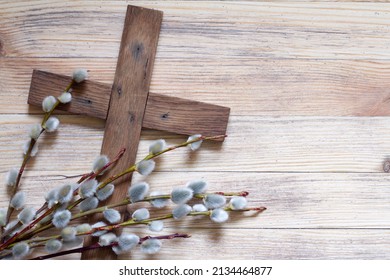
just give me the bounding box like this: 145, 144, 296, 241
80, 5, 163, 260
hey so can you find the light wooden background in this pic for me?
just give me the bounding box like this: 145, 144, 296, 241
1, 0, 390, 260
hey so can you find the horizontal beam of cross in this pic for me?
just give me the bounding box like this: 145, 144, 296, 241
28, 70, 230, 139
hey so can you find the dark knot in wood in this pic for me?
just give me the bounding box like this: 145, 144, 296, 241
132, 42, 144, 60
383, 161, 390, 173
161, 112, 169, 120
0, 39, 4, 56
117, 85, 122, 96
128, 112, 135, 123
80, 98, 92, 105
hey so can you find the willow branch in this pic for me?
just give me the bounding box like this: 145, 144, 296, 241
30, 233, 190, 260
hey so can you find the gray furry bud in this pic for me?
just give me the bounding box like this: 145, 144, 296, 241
149, 139, 167, 155
72, 68, 88, 83
96, 184, 114, 201
99, 233, 117, 246
210, 208, 229, 223
186, 180, 207, 194
172, 204, 192, 219
5, 167, 18, 188
23, 139, 38, 157
132, 208, 150, 221
76, 223, 92, 234
149, 220, 164, 232
5, 219, 20, 234
140, 238, 162, 254
45, 239, 62, 253
10, 191, 26, 210
203, 194, 226, 209
61, 226, 77, 242
78, 197, 99, 212
192, 204, 208, 212
187, 134, 203, 151
58, 91, 72, 104
0, 208, 7, 226
171, 188, 193, 205
128, 182, 149, 203
58, 184, 73, 204
229, 196, 247, 210
52, 209, 72, 228
29, 123, 42, 140
17, 207, 36, 224
42, 96, 57, 112
114, 233, 139, 254
136, 159, 155, 176
103, 209, 121, 224
12, 242, 30, 259
92, 155, 109, 174
149, 191, 169, 208
79, 179, 98, 198
45, 116, 60, 132
45, 188, 59, 208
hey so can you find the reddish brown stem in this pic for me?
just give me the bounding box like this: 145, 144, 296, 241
88, 148, 126, 181
0, 207, 55, 251
30, 233, 190, 260
77, 148, 126, 186
215, 191, 249, 197
1, 138, 39, 241
36, 148, 126, 216
236, 206, 267, 213
77, 171, 94, 184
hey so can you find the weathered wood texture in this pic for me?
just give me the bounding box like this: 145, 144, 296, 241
5, 171, 390, 260
81, 5, 163, 260
28, 70, 230, 137
1, 1, 390, 260
28, 70, 112, 120
2, 115, 390, 173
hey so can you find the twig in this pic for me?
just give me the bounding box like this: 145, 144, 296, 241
30, 233, 190, 260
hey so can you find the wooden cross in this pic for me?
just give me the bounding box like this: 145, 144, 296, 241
27, 5, 230, 259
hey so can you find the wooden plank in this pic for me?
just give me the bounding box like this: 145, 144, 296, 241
28, 70, 111, 120
3, 57, 390, 117
26, 229, 390, 260
1, 2, 390, 60
120, 228, 390, 260
142, 93, 230, 137
2, 115, 390, 173
27, 70, 230, 137
3, 171, 389, 229
81, 5, 163, 260
3, 168, 390, 259
150, 59, 390, 117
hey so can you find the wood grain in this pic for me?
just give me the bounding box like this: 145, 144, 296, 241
2, 115, 390, 173
142, 93, 229, 137
28, 70, 230, 137
2, 1, 390, 260
2, 171, 389, 229
5, 170, 390, 259
26, 228, 390, 260
1, 2, 390, 60
81, 5, 163, 260
118, 228, 390, 260
27, 228, 390, 260
28, 70, 112, 120
3, 57, 390, 116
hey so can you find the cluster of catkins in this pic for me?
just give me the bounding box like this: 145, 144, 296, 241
1, 135, 248, 259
